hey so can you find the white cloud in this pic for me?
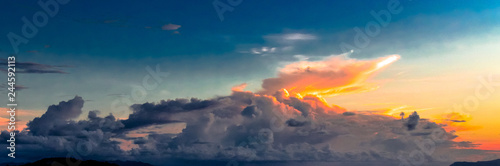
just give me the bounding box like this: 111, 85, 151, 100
250, 46, 277, 55
265, 33, 318, 43
282, 33, 317, 40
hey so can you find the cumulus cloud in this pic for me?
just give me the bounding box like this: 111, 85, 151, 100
27, 96, 85, 136
404, 111, 420, 131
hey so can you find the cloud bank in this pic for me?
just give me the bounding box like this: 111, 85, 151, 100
1, 54, 496, 165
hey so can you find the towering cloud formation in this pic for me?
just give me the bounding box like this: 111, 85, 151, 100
260, 54, 400, 98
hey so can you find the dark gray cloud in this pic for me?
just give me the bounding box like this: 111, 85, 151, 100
27, 96, 85, 136
342, 112, 356, 116
404, 111, 420, 131
286, 119, 309, 127
0, 83, 27, 92
0, 58, 69, 74
454, 141, 480, 148
122, 98, 217, 129
241, 105, 261, 118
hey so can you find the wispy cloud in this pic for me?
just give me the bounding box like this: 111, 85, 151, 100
264, 32, 317, 44
161, 23, 181, 30
0, 59, 70, 74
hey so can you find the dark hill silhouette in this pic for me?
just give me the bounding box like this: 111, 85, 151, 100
450, 159, 500, 166
0, 158, 153, 166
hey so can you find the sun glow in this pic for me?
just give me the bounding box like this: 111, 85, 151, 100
377, 55, 400, 69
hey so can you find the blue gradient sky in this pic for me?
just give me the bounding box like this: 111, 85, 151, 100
1, 1, 500, 144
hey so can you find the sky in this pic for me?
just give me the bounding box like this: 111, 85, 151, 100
1, 0, 500, 165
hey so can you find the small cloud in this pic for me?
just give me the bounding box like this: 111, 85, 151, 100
285, 118, 309, 127
250, 46, 277, 55
293, 54, 309, 61
342, 111, 356, 116
282, 33, 317, 40
162, 23, 181, 30
404, 111, 420, 130
0, 84, 27, 94
264, 33, 317, 43
0, 59, 70, 74
454, 141, 480, 148
231, 83, 247, 92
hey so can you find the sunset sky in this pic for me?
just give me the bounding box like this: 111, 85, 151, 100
1, 0, 500, 165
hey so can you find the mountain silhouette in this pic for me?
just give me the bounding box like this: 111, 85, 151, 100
0, 158, 153, 166
450, 159, 500, 166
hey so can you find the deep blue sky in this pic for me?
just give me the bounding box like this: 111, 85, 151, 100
0, 0, 499, 114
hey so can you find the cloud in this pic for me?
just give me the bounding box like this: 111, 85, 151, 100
121, 98, 217, 129
342, 112, 356, 116
0, 59, 69, 74
265, 33, 317, 43
259, 54, 401, 98
0, 55, 496, 165
0, 83, 28, 92
161, 23, 181, 30
404, 111, 420, 130
435, 112, 481, 132
282, 33, 317, 40
250, 47, 277, 55
285, 119, 309, 127
2, 90, 494, 164
231, 83, 248, 92
26, 96, 85, 136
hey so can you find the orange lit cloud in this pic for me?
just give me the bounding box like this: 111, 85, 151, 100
435, 112, 482, 132
0, 117, 9, 126
259, 54, 400, 98
231, 83, 248, 92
